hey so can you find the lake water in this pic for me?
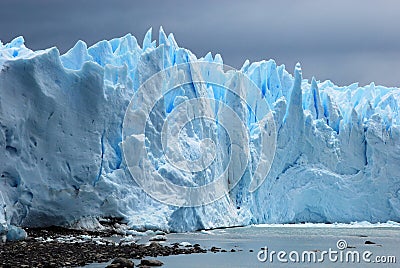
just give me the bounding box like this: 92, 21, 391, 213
86, 223, 400, 267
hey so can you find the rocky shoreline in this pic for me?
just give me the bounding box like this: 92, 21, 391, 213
0, 227, 207, 267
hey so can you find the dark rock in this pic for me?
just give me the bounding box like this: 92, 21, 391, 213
149, 242, 161, 248
107, 257, 134, 268
210, 246, 221, 252
140, 259, 164, 266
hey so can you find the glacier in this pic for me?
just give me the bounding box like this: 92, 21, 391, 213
0, 28, 400, 240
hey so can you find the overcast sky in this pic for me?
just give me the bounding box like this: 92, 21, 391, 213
1, 0, 400, 86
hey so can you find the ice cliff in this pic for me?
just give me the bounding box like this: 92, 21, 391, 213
0, 28, 399, 237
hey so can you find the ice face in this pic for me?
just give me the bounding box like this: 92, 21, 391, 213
0, 27, 399, 234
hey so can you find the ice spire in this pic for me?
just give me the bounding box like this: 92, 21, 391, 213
158, 26, 170, 47
284, 62, 304, 124
311, 77, 325, 120
143, 28, 153, 51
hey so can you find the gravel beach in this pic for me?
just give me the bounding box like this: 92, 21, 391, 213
0, 227, 207, 267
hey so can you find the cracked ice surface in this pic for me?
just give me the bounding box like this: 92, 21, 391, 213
0, 28, 399, 234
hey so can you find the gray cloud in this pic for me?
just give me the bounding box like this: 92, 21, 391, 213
1, 0, 399, 86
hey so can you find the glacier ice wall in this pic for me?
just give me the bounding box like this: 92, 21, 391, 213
0, 28, 399, 232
